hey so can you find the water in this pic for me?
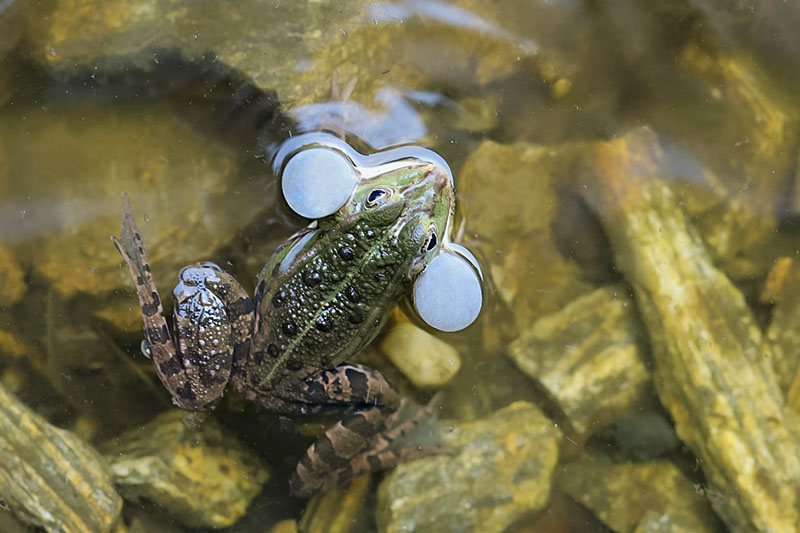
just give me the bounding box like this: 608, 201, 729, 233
1, 1, 799, 531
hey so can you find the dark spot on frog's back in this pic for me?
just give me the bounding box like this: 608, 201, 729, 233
306, 380, 326, 402
348, 311, 363, 325
256, 279, 266, 299
338, 247, 354, 261
283, 322, 298, 336
315, 315, 332, 332
233, 342, 249, 362
267, 343, 279, 358
142, 299, 159, 317
286, 359, 303, 371
272, 291, 287, 307
314, 435, 349, 468
345, 286, 360, 303
342, 411, 375, 437
303, 270, 321, 287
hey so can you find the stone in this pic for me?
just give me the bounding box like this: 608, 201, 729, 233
380, 312, 461, 388
377, 402, 560, 533
560, 457, 720, 533
299, 475, 373, 533
0, 102, 262, 312
458, 140, 594, 335
762, 256, 800, 407
103, 410, 269, 528
577, 127, 800, 532
509, 285, 652, 435
0, 383, 122, 532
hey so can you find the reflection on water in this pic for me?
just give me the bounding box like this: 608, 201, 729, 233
1, 0, 799, 532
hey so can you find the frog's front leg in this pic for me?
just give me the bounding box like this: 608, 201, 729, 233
276, 364, 446, 497
113, 195, 253, 410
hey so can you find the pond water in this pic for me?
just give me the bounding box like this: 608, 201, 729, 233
1, 1, 800, 532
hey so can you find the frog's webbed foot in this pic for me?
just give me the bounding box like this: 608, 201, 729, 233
320, 69, 358, 140
330, 69, 357, 103
283, 364, 451, 497
112, 194, 253, 410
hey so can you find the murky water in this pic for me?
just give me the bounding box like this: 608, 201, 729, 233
2, 1, 800, 532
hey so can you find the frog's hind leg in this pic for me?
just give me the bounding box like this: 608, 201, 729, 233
112, 193, 253, 410
346, 391, 454, 473
278, 364, 448, 497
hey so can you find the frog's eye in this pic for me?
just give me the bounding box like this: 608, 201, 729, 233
413, 248, 483, 332
282, 148, 358, 219
365, 187, 393, 208
421, 227, 437, 253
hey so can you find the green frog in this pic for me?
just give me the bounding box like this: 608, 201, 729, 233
112, 145, 469, 496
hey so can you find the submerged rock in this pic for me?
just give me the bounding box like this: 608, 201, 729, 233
299, 476, 373, 533
30, 0, 367, 106
577, 127, 800, 532
0, 383, 122, 532
103, 410, 269, 528
509, 285, 652, 435
0, 244, 24, 305
458, 140, 594, 335
648, 43, 798, 279
560, 457, 720, 533
0, 103, 264, 308
762, 256, 800, 406
7, 284, 164, 432
379, 311, 461, 388
376, 401, 560, 533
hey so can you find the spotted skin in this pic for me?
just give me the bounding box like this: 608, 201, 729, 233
113, 158, 453, 497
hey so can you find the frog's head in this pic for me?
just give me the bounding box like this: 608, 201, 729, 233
346, 159, 454, 276
278, 139, 482, 332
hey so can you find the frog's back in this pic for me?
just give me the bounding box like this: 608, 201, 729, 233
246, 218, 411, 393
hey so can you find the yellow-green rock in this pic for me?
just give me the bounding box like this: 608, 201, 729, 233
104, 410, 269, 528
300, 475, 373, 533
377, 402, 560, 533
509, 285, 652, 435
0, 383, 122, 532
577, 127, 800, 532
380, 314, 461, 388
560, 457, 720, 533
0, 244, 25, 305
458, 140, 593, 334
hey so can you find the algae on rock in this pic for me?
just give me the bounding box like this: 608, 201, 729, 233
0, 383, 122, 532
560, 457, 720, 533
762, 257, 800, 407
576, 127, 800, 532
103, 410, 269, 529
458, 140, 593, 335
509, 285, 652, 435
299, 475, 374, 533
377, 402, 560, 533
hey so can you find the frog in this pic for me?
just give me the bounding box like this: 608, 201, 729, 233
112, 147, 466, 497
